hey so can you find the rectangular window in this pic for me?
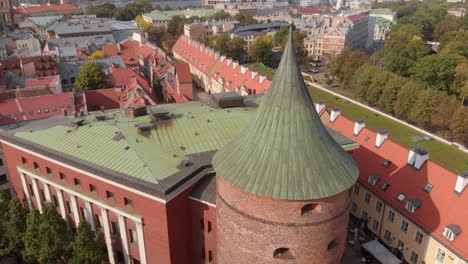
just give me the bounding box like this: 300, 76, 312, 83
111, 221, 119, 235
202, 247, 205, 260
46, 167, 52, 175
40, 189, 45, 202
200, 218, 204, 231
124, 197, 133, 208
0, 158, 3, 166
95, 214, 102, 229
22, 157, 27, 164
372, 220, 379, 231
415, 230, 424, 244
0, 174, 7, 184
401, 220, 409, 233
384, 229, 391, 241
129, 229, 137, 244
410, 251, 418, 264
361, 210, 368, 220
73, 178, 80, 187
59, 172, 66, 181
351, 202, 357, 213
364, 192, 371, 203
208, 250, 213, 263
80, 207, 86, 219
354, 185, 360, 195
375, 201, 382, 213
66, 201, 72, 214
106, 191, 114, 201
89, 184, 97, 194
436, 248, 445, 263
52, 195, 58, 207
387, 210, 395, 223
397, 240, 405, 251
28, 184, 34, 196
33, 162, 39, 170
208, 221, 212, 233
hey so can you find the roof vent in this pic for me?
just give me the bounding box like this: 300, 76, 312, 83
367, 173, 381, 186
71, 119, 84, 127
136, 122, 153, 133
455, 171, 468, 195
353, 119, 365, 136
330, 108, 340, 122
423, 183, 433, 193
212, 92, 243, 108
375, 129, 388, 148
405, 199, 421, 213
443, 224, 461, 241
407, 147, 429, 170
380, 183, 390, 191
315, 101, 325, 114
125, 106, 147, 117
259, 74, 267, 84
95, 115, 106, 121
150, 108, 170, 119
397, 193, 406, 202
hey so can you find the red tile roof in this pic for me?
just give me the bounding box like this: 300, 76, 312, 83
110, 68, 156, 107
296, 7, 323, 15
347, 13, 369, 24
25, 75, 59, 89
175, 63, 192, 84
14, 4, 81, 15
82, 88, 121, 111
173, 36, 217, 76
103, 41, 155, 67
163, 76, 188, 103
326, 114, 468, 260
0, 92, 74, 125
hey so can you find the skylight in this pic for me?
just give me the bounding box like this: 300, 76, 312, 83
381, 183, 390, 191
397, 193, 406, 202
424, 184, 434, 193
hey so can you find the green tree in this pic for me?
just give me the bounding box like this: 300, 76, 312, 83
70, 220, 107, 264
439, 30, 468, 58
452, 62, 468, 104
378, 75, 405, 113
409, 54, 458, 93
366, 70, 393, 105
38, 204, 73, 264
393, 80, 424, 120
391, 23, 423, 37
351, 65, 380, 99
233, 13, 258, 24
250, 35, 273, 66
75, 62, 106, 91
328, 48, 367, 88
153, 74, 163, 101
87, 51, 104, 60
0, 190, 12, 256
135, 15, 152, 33
433, 15, 461, 40
226, 37, 246, 61
23, 209, 42, 263
2, 199, 27, 258
273, 26, 288, 47
208, 34, 231, 55
408, 89, 443, 128
431, 96, 459, 137
384, 32, 429, 76
450, 106, 467, 145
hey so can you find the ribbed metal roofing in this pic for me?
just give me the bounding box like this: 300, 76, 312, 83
212, 26, 359, 200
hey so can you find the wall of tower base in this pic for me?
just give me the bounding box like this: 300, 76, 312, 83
216, 177, 351, 264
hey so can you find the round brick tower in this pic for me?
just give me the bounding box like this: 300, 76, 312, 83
212, 24, 359, 264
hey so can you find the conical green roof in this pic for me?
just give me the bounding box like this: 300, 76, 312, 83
212, 26, 359, 200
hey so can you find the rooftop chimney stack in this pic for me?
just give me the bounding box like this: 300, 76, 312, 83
407, 147, 429, 170
220, 55, 226, 62
251, 71, 257, 80
232, 61, 239, 69
315, 101, 325, 114
240, 65, 248, 74
375, 130, 388, 148
215, 52, 220, 59
455, 171, 468, 195
259, 75, 266, 84
330, 107, 340, 122
353, 119, 365, 136
227, 58, 233, 66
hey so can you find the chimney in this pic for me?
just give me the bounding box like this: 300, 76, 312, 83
375, 130, 388, 148
259, 75, 266, 84
240, 65, 248, 74
315, 101, 325, 114
232, 60, 239, 69
117, 43, 121, 52
330, 108, 340, 122
220, 55, 226, 62
455, 171, 468, 195
227, 58, 233, 66
215, 52, 220, 59
407, 147, 429, 170
353, 119, 365, 136
251, 71, 258, 80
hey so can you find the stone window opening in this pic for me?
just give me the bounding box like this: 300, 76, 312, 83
327, 239, 339, 251
273, 248, 295, 260
301, 203, 321, 216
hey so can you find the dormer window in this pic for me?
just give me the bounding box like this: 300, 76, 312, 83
405, 199, 421, 214
443, 225, 461, 241
380, 183, 390, 191
423, 183, 433, 193
397, 193, 406, 202
368, 173, 381, 186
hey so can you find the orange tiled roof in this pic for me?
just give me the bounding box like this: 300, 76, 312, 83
111, 68, 156, 107
14, 4, 81, 15
103, 41, 155, 67
174, 63, 192, 84
326, 114, 468, 260
173, 36, 217, 76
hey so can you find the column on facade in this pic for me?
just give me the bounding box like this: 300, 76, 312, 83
70, 194, 80, 226
118, 215, 131, 264
85, 201, 96, 231
136, 221, 147, 264
101, 209, 116, 264
56, 189, 67, 219
43, 183, 52, 203
19, 173, 33, 209
31, 178, 43, 213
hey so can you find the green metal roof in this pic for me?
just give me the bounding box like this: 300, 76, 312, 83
370, 8, 394, 16
376, 17, 394, 27
212, 27, 359, 200
142, 9, 216, 21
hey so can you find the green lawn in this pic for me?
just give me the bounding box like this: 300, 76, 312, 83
308, 85, 468, 173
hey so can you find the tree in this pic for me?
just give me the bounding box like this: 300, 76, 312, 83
366, 70, 392, 105
226, 37, 246, 61
75, 62, 106, 91
393, 80, 424, 120
378, 75, 405, 113
351, 65, 380, 99
87, 51, 104, 60
23, 209, 42, 263
384, 32, 429, 76
273, 26, 288, 47
433, 15, 461, 40
250, 35, 273, 66
208, 34, 230, 55
450, 106, 467, 145
69, 220, 107, 264
409, 54, 458, 93
453, 62, 468, 104
37, 204, 73, 264
2, 199, 27, 258
233, 13, 257, 24
328, 48, 367, 88
135, 15, 152, 33
431, 96, 459, 137
153, 74, 163, 101
408, 89, 442, 128
0, 190, 12, 256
